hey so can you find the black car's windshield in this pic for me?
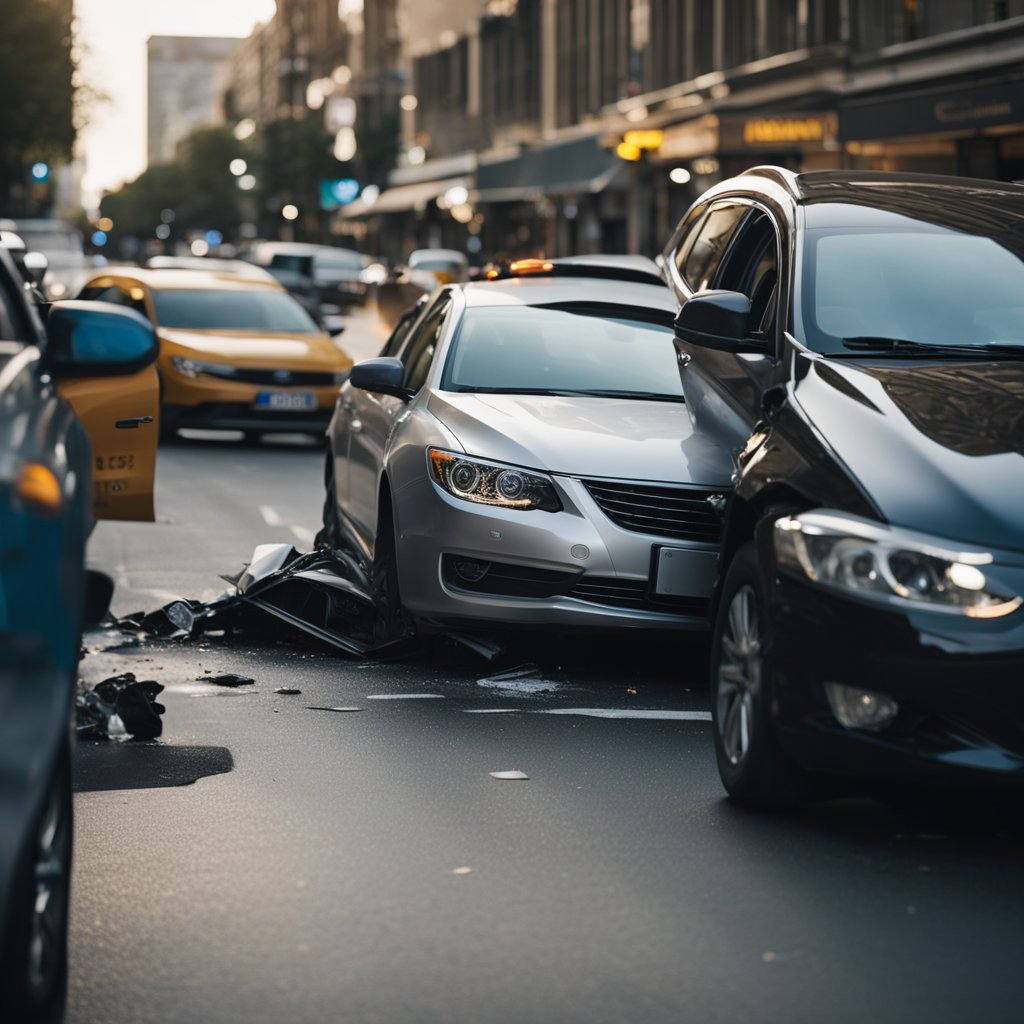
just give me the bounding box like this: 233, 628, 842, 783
800, 217, 1024, 356
150, 289, 320, 332
441, 304, 683, 400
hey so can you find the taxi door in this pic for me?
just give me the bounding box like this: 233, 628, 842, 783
58, 365, 160, 521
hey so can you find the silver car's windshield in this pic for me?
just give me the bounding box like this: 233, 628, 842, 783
150, 289, 320, 332
441, 304, 683, 400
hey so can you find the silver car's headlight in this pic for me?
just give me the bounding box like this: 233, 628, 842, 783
774, 511, 1021, 618
428, 449, 561, 512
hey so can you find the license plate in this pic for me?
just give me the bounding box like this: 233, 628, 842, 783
653, 545, 719, 597
254, 391, 317, 411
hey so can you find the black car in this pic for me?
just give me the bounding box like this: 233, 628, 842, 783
662, 167, 1024, 807
0, 242, 159, 1021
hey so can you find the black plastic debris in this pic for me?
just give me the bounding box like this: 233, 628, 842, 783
199, 673, 255, 688
76, 672, 165, 741
274, 687, 302, 695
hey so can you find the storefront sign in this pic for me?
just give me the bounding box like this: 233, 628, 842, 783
719, 112, 837, 150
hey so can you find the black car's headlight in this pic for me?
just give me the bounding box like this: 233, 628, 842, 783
428, 449, 561, 512
170, 356, 237, 380
774, 511, 1021, 618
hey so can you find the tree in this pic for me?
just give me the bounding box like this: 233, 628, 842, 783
0, 0, 76, 213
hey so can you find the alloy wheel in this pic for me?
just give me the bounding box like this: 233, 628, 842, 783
716, 584, 762, 766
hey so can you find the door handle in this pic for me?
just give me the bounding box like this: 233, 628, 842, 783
115, 416, 154, 429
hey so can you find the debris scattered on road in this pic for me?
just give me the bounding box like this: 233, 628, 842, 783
477, 664, 561, 695
139, 599, 202, 639
274, 687, 302, 695
76, 672, 166, 741
199, 673, 255, 688
489, 770, 530, 780
451, 867, 473, 876
306, 706, 363, 713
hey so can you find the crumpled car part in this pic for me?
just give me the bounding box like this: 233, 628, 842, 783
76, 672, 166, 741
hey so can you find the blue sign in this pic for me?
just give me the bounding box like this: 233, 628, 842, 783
320, 178, 360, 210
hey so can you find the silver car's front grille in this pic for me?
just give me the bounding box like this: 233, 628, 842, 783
582, 480, 723, 542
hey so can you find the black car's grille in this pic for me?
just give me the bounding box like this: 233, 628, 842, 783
569, 576, 710, 617
203, 368, 338, 387
583, 480, 723, 542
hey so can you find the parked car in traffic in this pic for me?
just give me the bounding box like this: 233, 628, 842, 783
663, 166, 1024, 807
318, 256, 731, 635
246, 242, 372, 328
0, 241, 159, 1022
144, 254, 278, 282
77, 268, 353, 441
0, 217, 88, 301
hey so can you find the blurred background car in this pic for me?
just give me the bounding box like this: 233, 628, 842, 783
406, 248, 469, 285
0, 218, 88, 301
77, 268, 354, 442
144, 254, 278, 282
320, 256, 730, 636
245, 242, 373, 332
0, 240, 159, 1023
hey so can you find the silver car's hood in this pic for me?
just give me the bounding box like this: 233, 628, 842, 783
427, 392, 730, 484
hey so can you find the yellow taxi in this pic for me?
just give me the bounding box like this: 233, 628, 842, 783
77, 268, 354, 441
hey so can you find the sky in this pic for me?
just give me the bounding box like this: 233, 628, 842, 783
75, 0, 278, 209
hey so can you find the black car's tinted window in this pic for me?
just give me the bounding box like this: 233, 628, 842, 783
801, 217, 1024, 354
716, 211, 779, 337
682, 203, 748, 292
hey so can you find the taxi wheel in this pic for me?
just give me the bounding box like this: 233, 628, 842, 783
710, 542, 810, 810
2, 739, 71, 1024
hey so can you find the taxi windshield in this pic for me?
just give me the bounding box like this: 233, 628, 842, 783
150, 289, 320, 333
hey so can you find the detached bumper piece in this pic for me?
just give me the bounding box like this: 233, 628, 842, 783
111, 544, 415, 659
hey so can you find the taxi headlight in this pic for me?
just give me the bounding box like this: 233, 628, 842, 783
774, 511, 1021, 618
170, 356, 236, 380
428, 449, 561, 512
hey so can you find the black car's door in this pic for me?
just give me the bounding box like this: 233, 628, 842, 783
674, 200, 787, 457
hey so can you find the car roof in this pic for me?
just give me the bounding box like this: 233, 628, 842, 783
253, 241, 364, 257
409, 248, 467, 264
83, 268, 286, 292
461, 274, 678, 314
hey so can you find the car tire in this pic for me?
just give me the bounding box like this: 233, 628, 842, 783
710, 541, 809, 809
1, 737, 72, 1024
314, 454, 342, 552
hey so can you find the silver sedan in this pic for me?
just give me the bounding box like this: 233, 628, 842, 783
320, 261, 731, 633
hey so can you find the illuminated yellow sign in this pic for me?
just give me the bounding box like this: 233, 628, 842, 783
616, 141, 643, 162
743, 114, 838, 145
623, 130, 664, 151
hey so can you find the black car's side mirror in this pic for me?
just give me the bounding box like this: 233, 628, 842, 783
349, 357, 412, 400
673, 290, 766, 354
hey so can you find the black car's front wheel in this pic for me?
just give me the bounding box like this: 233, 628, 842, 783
710, 541, 809, 809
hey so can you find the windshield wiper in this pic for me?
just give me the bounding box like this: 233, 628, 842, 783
839, 337, 1024, 359
454, 386, 683, 401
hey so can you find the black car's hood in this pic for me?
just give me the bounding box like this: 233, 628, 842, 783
792, 356, 1024, 553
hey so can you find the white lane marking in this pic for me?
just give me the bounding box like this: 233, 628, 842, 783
538, 708, 712, 721
259, 505, 282, 526
365, 693, 446, 700
489, 770, 529, 780
463, 709, 522, 714
290, 525, 316, 545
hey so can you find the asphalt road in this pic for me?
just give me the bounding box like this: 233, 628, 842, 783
69, 314, 1023, 1024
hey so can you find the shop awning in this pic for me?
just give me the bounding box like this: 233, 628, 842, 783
474, 135, 624, 202
340, 175, 473, 218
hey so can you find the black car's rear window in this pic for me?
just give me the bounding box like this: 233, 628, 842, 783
150, 289, 320, 332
